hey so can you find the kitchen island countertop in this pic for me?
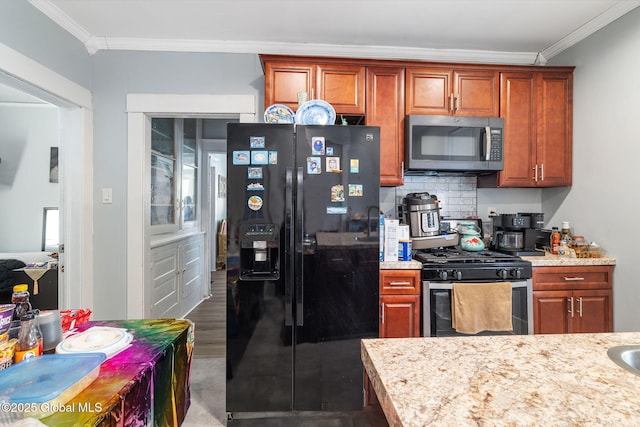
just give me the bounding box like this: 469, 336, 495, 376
362, 333, 640, 426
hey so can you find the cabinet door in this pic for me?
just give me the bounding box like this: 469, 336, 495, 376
571, 290, 612, 333
535, 72, 573, 186
264, 62, 315, 110
380, 295, 420, 338
317, 64, 365, 115
533, 291, 569, 334
367, 67, 405, 186
150, 243, 180, 318
452, 70, 499, 117
405, 68, 451, 115
495, 72, 536, 186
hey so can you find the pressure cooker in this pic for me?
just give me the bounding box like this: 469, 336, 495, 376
400, 192, 441, 237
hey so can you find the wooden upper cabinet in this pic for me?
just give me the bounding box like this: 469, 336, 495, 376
406, 68, 499, 117
263, 59, 365, 115
367, 67, 405, 186
535, 72, 573, 187
479, 71, 572, 188
316, 64, 365, 115
264, 62, 314, 109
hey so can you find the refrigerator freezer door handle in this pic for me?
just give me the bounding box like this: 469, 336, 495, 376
295, 167, 304, 326
285, 167, 294, 326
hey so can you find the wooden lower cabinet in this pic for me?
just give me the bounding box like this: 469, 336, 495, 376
379, 269, 421, 337
365, 268, 421, 408
532, 266, 613, 334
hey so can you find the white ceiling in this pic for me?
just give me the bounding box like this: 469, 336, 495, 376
29, 0, 640, 65
4, 0, 640, 103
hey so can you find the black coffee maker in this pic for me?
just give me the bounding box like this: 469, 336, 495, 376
491, 213, 545, 256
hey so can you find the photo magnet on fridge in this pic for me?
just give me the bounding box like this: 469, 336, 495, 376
248, 167, 263, 179
348, 184, 363, 196
307, 157, 321, 174
326, 157, 341, 172
330, 185, 345, 202
232, 151, 250, 165
252, 151, 269, 164
250, 136, 265, 148
350, 159, 359, 173
268, 151, 278, 164
311, 137, 325, 155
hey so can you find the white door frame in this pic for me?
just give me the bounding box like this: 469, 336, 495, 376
0, 42, 93, 310
126, 94, 255, 318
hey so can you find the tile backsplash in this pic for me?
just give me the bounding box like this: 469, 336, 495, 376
380, 175, 478, 219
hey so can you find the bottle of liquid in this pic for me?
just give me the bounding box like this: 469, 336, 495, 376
11, 284, 32, 322
28, 310, 44, 355
14, 312, 42, 363
551, 227, 561, 255
560, 221, 572, 245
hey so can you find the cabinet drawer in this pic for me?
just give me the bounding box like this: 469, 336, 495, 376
380, 270, 421, 295
533, 266, 612, 291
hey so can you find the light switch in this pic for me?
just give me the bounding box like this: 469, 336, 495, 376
102, 188, 113, 204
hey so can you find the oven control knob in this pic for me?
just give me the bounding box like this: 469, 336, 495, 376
439, 270, 448, 280
455, 271, 463, 280
511, 268, 522, 279
498, 269, 509, 280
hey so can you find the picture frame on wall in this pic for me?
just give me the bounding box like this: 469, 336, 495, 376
49, 147, 59, 183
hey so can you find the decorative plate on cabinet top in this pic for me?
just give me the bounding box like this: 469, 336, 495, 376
295, 100, 336, 125
264, 104, 295, 124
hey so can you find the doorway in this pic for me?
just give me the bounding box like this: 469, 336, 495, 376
126, 94, 256, 319
0, 42, 94, 311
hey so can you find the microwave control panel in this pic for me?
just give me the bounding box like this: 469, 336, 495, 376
489, 129, 503, 161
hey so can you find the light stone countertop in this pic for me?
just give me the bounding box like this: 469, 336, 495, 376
362, 333, 640, 427
521, 252, 616, 267
380, 260, 422, 270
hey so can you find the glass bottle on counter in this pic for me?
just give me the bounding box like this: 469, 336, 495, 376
551, 227, 561, 255
14, 312, 42, 363
560, 221, 572, 245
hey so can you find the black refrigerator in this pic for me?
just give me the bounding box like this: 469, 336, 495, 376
226, 123, 380, 416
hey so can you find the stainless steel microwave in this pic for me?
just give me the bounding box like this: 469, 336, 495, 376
404, 115, 504, 173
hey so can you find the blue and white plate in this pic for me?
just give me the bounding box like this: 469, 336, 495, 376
264, 104, 295, 124
295, 100, 336, 125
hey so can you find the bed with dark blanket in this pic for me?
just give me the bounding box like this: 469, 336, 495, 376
0, 259, 26, 296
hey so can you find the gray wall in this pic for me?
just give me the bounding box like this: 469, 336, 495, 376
0, 105, 59, 252
90, 51, 263, 319
0, 2, 91, 88
546, 7, 640, 331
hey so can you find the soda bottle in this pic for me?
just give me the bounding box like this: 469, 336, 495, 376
14, 312, 41, 363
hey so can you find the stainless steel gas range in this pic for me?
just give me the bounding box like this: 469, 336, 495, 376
414, 247, 533, 337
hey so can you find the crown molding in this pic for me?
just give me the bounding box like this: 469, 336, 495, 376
86, 37, 540, 65
540, 0, 640, 60
28, 0, 92, 43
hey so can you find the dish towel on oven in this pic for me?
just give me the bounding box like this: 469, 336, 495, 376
451, 282, 513, 334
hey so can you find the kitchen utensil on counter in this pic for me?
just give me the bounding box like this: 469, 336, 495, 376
399, 192, 441, 237
458, 221, 485, 251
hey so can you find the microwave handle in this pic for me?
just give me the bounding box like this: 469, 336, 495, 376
484, 127, 491, 161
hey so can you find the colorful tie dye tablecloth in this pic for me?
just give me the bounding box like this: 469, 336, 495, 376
37, 318, 194, 426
